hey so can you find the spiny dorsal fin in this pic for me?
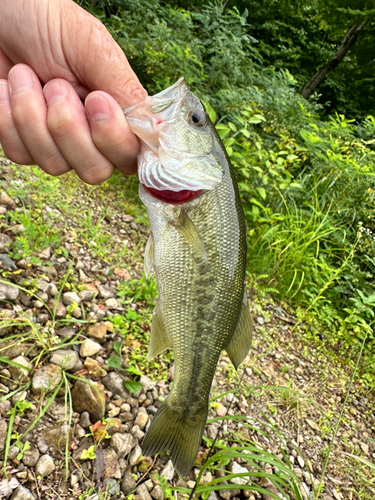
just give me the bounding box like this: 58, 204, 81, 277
170, 209, 207, 261
148, 300, 173, 361
144, 234, 154, 278
225, 291, 252, 369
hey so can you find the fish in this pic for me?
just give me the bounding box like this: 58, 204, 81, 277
124, 78, 252, 477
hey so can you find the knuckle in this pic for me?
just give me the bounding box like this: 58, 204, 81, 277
1, 143, 33, 165
40, 150, 70, 177
80, 159, 113, 185
48, 112, 76, 139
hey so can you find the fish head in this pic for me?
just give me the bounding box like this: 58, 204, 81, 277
124, 78, 223, 203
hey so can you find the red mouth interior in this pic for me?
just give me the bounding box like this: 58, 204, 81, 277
144, 186, 202, 204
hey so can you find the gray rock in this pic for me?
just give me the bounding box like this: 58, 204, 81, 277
99, 285, 115, 299
134, 409, 149, 430
228, 461, 249, 485
0, 254, 17, 270
0, 192, 16, 209
161, 460, 175, 481
0, 281, 19, 301
129, 444, 142, 466
71, 380, 105, 420
151, 485, 164, 500
87, 322, 107, 344
136, 483, 152, 500
78, 290, 94, 301
106, 478, 120, 496
0, 233, 13, 253
0, 400, 11, 417
36, 436, 49, 454
121, 471, 137, 496
262, 485, 284, 500
102, 372, 130, 399
79, 411, 92, 429
206, 492, 218, 500
21, 444, 40, 467
35, 454, 55, 477
10, 485, 34, 500
0, 478, 18, 498
44, 424, 70, 452
9, 356, 33, 382
80, 339, 101, 357
103, 447, 121, 479
131, 424, 145, 440
139, 375, 155, 392
57, 325, 76, 338
110, 433, 135, 458
50, 349, 79, 370
31, 364, 62, 394
62, 291, 81, 306
0, 418, 7, 452
48, 300, 66, 319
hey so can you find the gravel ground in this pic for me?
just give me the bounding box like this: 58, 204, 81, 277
0, 160, 374, 500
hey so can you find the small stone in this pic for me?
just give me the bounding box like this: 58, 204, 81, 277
84, 357, 107, 377
50, 349, 79, 371
58, 325, 76, 338
216, 403, 227, 417
102, 372, 130, 399
0, 254, 17, 269
305, 419, 318, 431
106, 478, 120, 495
44, 424, 70, 452
48, 300, 66, 319
80, 338, 101, 357
62, 291, 81, 306
361, 442, 369, 455
103, 447, 121, 478
262, 485, 284, 499
160, 460, 174, 480
110, 433, 135, 458
78, 290, 94, 301
108, 406, 121, 418
39, 247, 51, 259
136, 483, 152, 500
121, 471, 137, 495
0, 206, 6, 215
87, 322, 107, 344
71, 380, 105, 420
35, 454, 55, 477
228, 462, 249, 485
256, 316, 264, 325
105, 297, 119, 307
21, 444, 40, 467
32, 364, 62, 394
9, 355, 33, 382
297, 456, 305, 468
0, 281, 19, 301
99, 285, 115, 299
131, 424, 145, 440
129, 444, 142, 466
135, 410, 149, 430
0, 192, 16, 209
0, 233, 13, 253
0, 419, 8, 452
139, 375, 155, 392
79, 269, 91, 282
79, 411, 92, 429
151, 485, 164, 500
10, 485, 34, 500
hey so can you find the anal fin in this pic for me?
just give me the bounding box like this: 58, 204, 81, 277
225, 291, 252, 369
170, 209, 207, 261
148, 300, 172, 361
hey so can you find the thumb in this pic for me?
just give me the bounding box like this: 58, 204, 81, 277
61, 1, 147, 107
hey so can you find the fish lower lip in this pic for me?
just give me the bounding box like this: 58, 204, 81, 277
143, 186, 202, 204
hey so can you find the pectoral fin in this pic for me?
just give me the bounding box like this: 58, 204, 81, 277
144, 234, 154, 278
225, 292, 252, 369
170, 210, 207, 261
148, 300, 172, 361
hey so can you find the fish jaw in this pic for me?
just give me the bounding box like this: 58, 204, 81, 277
124, 79, 223, 193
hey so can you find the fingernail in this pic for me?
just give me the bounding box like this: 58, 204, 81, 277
8, 65, 34, 94
85, 94, 110, 120
129, 86, 147, 105
0, 82, 9, 103
44, 81, 69, 106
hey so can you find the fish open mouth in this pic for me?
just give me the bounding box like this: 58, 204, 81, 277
143, 186, 202, 205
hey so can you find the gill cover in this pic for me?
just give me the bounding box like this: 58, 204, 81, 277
124, 78, 223, 193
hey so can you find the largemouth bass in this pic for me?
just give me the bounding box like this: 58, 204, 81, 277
124, 78, 252, 477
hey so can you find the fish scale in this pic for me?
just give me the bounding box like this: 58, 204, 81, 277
124, 78, 252, 476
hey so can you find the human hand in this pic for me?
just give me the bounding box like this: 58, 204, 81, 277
0, 0, 147, 184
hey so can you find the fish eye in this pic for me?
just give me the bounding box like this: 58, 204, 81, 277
186, 109, 206, 128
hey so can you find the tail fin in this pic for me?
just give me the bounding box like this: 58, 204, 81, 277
142, 398, 207, 477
